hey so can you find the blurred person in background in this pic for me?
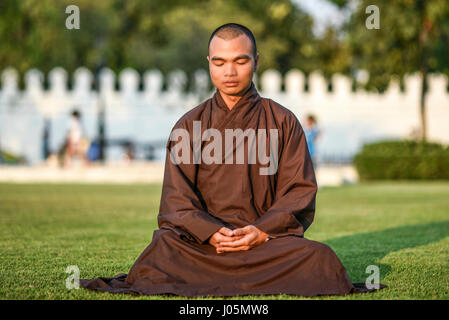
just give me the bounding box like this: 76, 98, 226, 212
304, 114, 321, 169
60, 109, 90, 168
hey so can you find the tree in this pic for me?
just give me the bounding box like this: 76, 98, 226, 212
0, 0, 318, 86
328, 0, 449, 141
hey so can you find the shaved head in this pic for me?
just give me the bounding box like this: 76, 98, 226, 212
208, 23, 257, 58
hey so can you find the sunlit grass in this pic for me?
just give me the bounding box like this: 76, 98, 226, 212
0, 181, 448, 299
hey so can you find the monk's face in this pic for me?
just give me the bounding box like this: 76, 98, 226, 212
207, 34, 258, 96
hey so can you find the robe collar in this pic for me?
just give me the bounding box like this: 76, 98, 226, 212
212, 81, 261, 114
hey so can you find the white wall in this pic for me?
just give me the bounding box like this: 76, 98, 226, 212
0, 67, 448, 165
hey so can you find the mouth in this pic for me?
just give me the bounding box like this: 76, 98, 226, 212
223, 81, 239, 87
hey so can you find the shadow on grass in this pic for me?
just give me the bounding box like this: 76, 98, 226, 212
323, 220, 449, 283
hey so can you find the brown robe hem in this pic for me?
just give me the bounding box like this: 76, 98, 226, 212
79, 273, 386, 298
79, 278, 356, 298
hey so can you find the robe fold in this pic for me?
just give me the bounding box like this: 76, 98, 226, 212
80, 82, 384, 297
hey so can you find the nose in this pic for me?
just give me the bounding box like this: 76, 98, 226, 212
223, 63, 237, 77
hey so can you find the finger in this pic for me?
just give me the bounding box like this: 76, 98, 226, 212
219, 236, 252, 247
231, 228, 245, 236
216, 233, 245, 242
219, 227, 234, 237
232, 226, 252, 236
217, 246, 250, 253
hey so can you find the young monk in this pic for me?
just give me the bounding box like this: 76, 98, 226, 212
80, 23, 383, 297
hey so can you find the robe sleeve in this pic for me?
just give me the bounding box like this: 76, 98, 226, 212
157, 123, 229, 245
251, 113, 318, 238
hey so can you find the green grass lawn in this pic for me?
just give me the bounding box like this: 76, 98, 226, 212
0, 181, 448, 300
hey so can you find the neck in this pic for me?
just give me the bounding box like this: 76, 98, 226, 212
221, 95, 242, 111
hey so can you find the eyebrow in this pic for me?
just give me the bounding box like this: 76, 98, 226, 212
210, 54, 251, 62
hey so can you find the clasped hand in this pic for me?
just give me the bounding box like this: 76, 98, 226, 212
209, 226, 269, 254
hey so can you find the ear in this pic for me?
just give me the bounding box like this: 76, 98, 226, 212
253, 53, 259, 72
206, 55, 210, 62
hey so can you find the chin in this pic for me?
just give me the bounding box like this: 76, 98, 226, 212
220, 87, 240, 95
220, 84, 248, 96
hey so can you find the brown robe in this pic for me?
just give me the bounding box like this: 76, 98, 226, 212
80, 82, 379, 297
